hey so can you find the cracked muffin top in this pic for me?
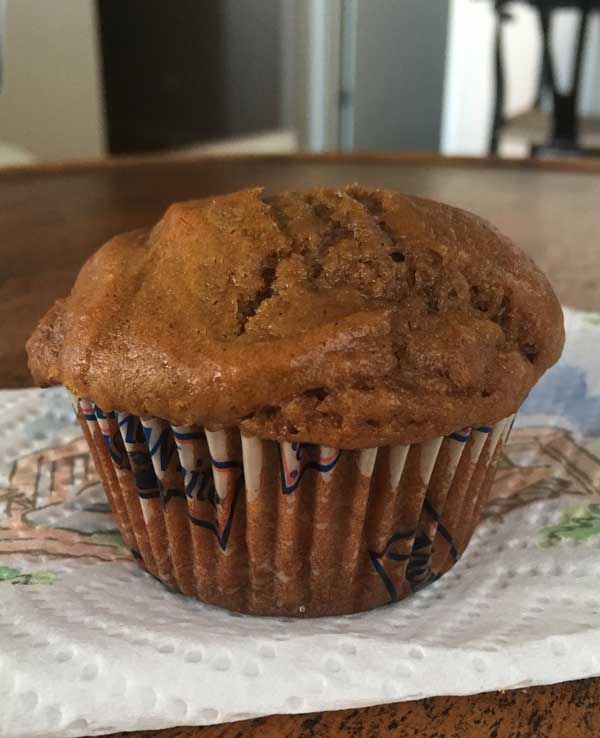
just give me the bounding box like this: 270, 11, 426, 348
26, 185, 564, 448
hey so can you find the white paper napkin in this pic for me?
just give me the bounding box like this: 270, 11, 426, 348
1, 307, 599, 738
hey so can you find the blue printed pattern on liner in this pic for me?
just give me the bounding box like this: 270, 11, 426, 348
369, 528, 416, 602
449, 427, 471, 443
279, 442, 341, 494
80, 398, 511, 603
368, 419, 509, 603
186, 474, 243, 551
117, 412, 160, 500
86, 405, 246, 552
141, 421, 176, 474
90, 403, 129, 469
139, 416, 186, 508
173, 427, 219, 508
369, 498, 459, 603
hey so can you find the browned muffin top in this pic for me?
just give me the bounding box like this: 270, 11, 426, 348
27, 185, 564, 448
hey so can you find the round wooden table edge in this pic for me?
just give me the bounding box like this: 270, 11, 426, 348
3, 149, 600, 179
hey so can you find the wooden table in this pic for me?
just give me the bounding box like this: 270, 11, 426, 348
2, 153, 600, 737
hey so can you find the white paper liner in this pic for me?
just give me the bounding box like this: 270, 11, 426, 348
74, 396, 514, 616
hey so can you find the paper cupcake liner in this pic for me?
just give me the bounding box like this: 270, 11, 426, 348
73, 396, 514, 617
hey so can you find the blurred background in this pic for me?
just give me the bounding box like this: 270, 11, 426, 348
0, 0, 599, 167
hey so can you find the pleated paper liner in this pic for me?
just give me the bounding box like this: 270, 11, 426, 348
74, 396, 514, 617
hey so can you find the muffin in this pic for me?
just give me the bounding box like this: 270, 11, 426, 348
26, 185, 564, 616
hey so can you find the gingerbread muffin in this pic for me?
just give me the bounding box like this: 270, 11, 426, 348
27, 185, 564, 616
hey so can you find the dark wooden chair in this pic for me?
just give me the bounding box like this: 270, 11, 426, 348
490, 0, 600, 157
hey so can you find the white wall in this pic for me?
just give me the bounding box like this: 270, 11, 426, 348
288, 0, 450, 152
306, 0, 342, 151
352, 0, 449, 151
281, 0, 340, 151
441, 0, 600, 155
584, 20, 600, 114
0, 0, 104, 161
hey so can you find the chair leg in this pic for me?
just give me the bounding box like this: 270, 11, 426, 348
535, 7, 555, 108
489, 2, 508, 155
534, 2, 591, 156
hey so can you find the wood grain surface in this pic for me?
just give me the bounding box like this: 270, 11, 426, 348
2, 152, 599, 737
109, 679, 600, 738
